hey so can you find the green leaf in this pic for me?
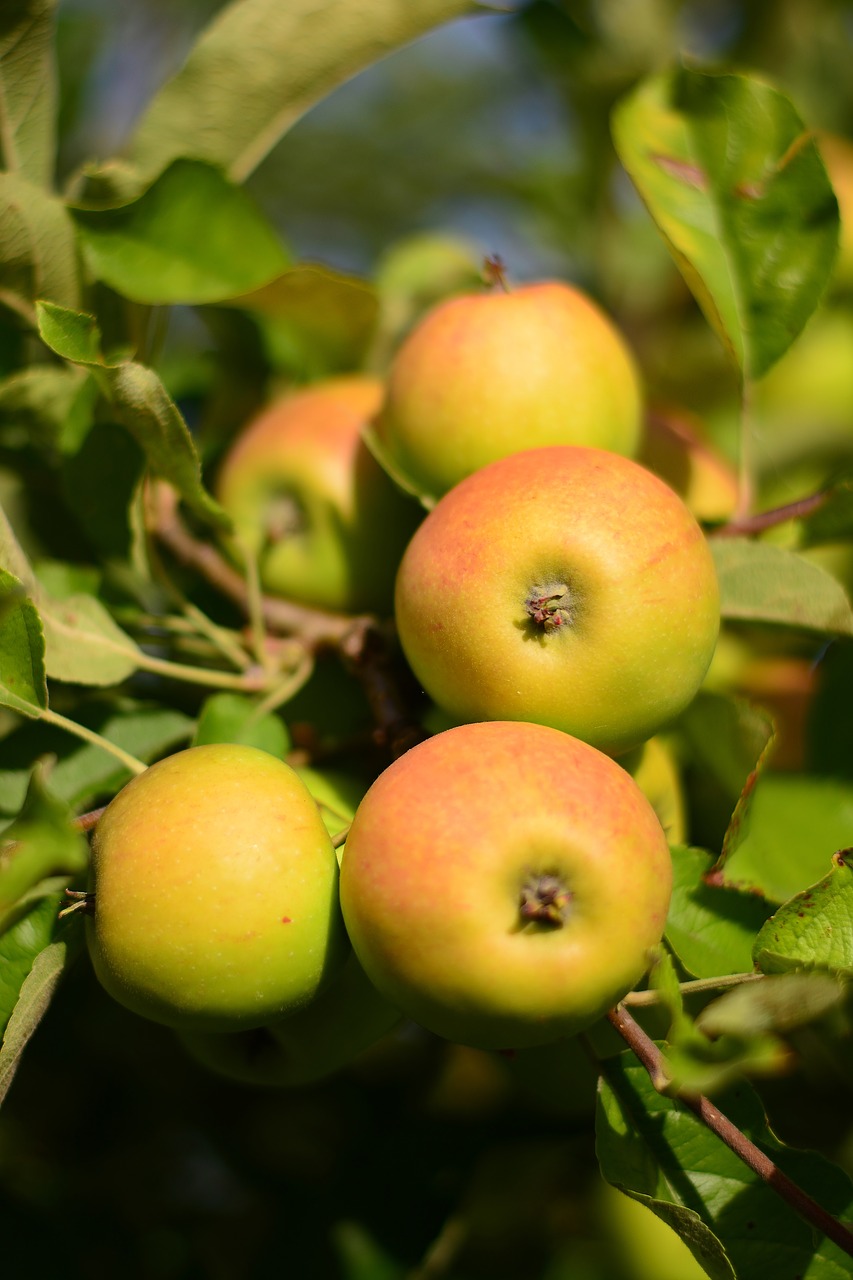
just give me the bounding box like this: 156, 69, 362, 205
711, 538, 853, 634
36, 302, 230, 531
0, 364, 97, 455
665, 845, 773, 979
231, 264, 379, 378
649, 951, 787, 1096
121, 0, 489, 190
696, 973, 846, 1039
597, 1055, 853, 1279
0, 171, 80, 317
720, 774, 853, 903
0, 700, 193, 816
0, 569, 46, 716
0, 0, 57, 187
753, 849, 853, 977
612, 69, 838, 380
0, 902, 73, 1107
73, 160, 291, 306
0, 761, 87, 931
193, 692, 289, 758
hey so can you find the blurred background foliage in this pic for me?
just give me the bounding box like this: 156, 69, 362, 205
4, 1, 853, 1276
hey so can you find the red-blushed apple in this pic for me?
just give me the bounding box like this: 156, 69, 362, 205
339, 720, 673, 1050
369, 280, 643, 504
216, 375, 420, 613
394, 446, 720, 757
86, 744, 347, 1031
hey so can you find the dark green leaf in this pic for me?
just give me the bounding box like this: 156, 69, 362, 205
797, 475, 853, 549
0, 0, 57, 187
36, 302, 230, 531
0, 761, 88, 930
612, 69, 838, 379
0, 893, 65, 1040
665, 845, 773, 979
597, 1055, 853, 1279
73, 160, 291, 305
720, 774, 853, 903
754, 849, 853, 977
193, 692, 289, 758
0, 172, 79, 317
0, 569, 46, 716
61, 423, 145, 559
712, 538, 853, 634
0, 364, 97, 455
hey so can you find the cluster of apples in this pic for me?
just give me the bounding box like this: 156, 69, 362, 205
84, 278, 721, 1081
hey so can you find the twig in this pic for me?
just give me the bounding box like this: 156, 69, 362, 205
147, 482, 362, 648
606, 1004, 853, 1259
339, 619, 428, 760
714, 490, 828, 538
74, 807, 106, 832
624, 972, 765, 1007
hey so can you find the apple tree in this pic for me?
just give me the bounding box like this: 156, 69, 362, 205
2, 1, 853, 1276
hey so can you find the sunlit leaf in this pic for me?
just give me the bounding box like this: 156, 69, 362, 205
754, 849, 853, 977
720, 774, 853, 903
597, 1055, 853, 1278
0, 0, 57, 187
665, 845, 773, 979
0, 569, 46, 716
697, 973, 846, 1039
0, 172, 79, 317
0, 364, 97, 454
711, 538, 853, 634
193, 692, 289, 758
122, 0, 492, 190
73, 160, 291, 305
612, 69, 838, 379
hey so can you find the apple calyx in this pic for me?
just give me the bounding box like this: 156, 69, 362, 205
262, 491, 306, 545
525, 584, 572, 631
519, 873, 572, 927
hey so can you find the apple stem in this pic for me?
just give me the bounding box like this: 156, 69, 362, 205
58, 888, 95, 919
519, 873, 572, 926
482, 254, 511, 293
605, 1003, 853, 1259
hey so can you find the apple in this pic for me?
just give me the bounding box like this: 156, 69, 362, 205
177, 759, 401, 1085
394, 446, 720, 757
216, 375, 421, 613
817, 132, 853, 291
620, 735, 687, 845
339, 720, 673, 1050
86, 743, 347, 1031
369, 280, 643, 504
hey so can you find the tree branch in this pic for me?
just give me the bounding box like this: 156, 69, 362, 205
606, 1004, 853, 1259
713, 490, 828, 538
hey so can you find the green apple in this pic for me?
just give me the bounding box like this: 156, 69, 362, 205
216, 375, 420, 613
339, 720, 673, 1050
178, 760, 401, 1085
620, 735, 687, 845
86, 743, 347, 1031
177, 950, 402, 1088
370, 280, 643, 504
394, 446, 720, 757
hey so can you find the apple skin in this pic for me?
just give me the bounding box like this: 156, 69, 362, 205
372, 281, 643, 503
394, 446, 720, 757
177, 760, 401, 1086
86, 744, 347, 1032
339, 720, 673, 1051
216, 375, 420, 613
